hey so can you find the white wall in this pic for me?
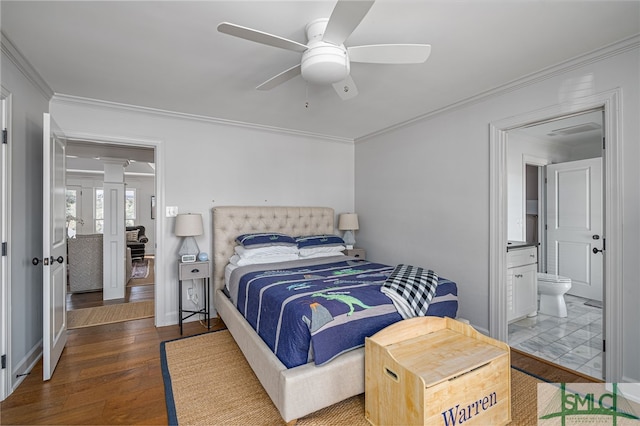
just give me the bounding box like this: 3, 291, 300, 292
355, 44, 639, 381
1, 45, 50, 390
49, 99, 355, 328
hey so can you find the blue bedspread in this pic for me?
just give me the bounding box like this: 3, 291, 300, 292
228, 257, 458, 368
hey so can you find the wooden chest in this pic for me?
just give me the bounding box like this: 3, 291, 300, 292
365, 317, 511, 426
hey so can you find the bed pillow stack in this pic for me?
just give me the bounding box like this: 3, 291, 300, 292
295, 234, 346, 258
230, 232, 299, 266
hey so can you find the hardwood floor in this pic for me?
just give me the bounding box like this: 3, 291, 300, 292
1, 317, 599, 425
66, 285, 154, 310
511, 347, 602, 383
0, 318, 224, 425
66, 257, 155, 311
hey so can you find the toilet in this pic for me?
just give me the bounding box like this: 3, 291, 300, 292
537, 273, 572, 317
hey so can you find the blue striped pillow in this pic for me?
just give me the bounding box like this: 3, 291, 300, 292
295, 234, 345, 249
235, 232, 296, 248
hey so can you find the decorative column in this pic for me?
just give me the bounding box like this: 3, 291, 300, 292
102, 159, 128, 300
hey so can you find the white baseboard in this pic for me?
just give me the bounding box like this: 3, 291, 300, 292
12, 339, 42, 392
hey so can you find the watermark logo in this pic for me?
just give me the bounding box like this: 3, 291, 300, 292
538, 382, 640, 425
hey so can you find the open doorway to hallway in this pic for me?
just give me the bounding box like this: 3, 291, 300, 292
64, 141, 156, 328
506, 110, 604, 380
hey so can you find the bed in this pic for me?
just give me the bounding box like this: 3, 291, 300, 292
212, 206, 458, 423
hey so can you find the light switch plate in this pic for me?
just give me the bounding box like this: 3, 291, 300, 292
166, 206, 179, 217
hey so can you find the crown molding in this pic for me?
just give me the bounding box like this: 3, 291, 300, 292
1, 31, 53, 100
356, 33, 640, 143
51, 94, 354, 145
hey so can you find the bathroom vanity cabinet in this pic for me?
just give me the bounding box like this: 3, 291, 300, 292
507, 244, 538, 322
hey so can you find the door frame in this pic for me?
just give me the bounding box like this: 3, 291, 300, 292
0, 88, 12, 400
489, 89, 622, 382
61, 130, 163, 324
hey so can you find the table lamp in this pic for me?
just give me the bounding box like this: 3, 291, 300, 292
175, 213, 203, 262
338, 213, 359, 249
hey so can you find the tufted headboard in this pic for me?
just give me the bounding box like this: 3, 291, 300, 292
211, 206, 335, 294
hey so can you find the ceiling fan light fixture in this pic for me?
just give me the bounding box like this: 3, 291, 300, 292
218, 0, 432, 98
301, 44, 349, 85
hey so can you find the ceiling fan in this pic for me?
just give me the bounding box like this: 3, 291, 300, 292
217, 0, 431, 100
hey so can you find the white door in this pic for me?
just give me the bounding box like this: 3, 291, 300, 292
546, 157, 603, 301
42, 113, 67, 381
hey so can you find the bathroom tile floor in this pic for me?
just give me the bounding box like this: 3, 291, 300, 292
508, 294, 603, 380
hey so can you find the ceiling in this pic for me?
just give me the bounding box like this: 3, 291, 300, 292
1, 1, 639, 141
511, 110, 603, 148
66, 141, 155, 175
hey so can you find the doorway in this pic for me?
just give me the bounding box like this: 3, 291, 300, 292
506, 111, 604, 379
489, 88, 623, 382
64, 140, 157, 326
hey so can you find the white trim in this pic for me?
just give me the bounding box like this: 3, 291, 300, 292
489, 89, 623, 382
57, 130, 167, 327
52, 94, 354, 145
0, 32, 53, 100
11, 339, 42, 394
0, 88, 11, 401
357, 35, 639, 143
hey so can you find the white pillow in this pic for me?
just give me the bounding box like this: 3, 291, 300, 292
298, 245, 346, 257
229, 253, 299, 266
299, 251, 346, 259
234, 245, 299, 259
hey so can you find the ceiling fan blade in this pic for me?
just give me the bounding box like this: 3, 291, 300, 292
332, 75, 358, 100
256, 64, 302, 90
348, 44, 431, 64
217, 22, 308, 53
323, 0, 375, 46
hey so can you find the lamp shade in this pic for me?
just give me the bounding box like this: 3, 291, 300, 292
338, 213, 359, 231
175, 213, 203, 237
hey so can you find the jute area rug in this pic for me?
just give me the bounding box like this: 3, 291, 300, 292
161, 330, 540, 425
67, 300, 154, 329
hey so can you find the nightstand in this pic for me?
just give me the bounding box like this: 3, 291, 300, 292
343, 248, 365, 260
178, 260, 210, 334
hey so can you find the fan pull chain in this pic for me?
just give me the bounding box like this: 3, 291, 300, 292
305, 84, 310, 109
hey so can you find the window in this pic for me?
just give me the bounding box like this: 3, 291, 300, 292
125, 189, 136, 227
95, 188, 136, 232
95, 188, 103, 233
65, 188, 81, 238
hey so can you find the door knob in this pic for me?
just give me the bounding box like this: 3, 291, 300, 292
51, 256, 64, 264
593, 247, 603, 254
592, 235, 600, 240
32, 257, 42, 265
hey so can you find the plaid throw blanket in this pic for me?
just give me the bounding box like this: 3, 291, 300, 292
381, 264, 439, 319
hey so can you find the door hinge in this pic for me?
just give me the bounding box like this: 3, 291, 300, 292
1, 354, 6, 369
1, 242, 6, 256
603, 339, 606, 352
603, 238, 606, 251
2, 129, 7, 144
603, 137, 606, 150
